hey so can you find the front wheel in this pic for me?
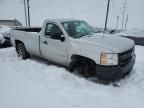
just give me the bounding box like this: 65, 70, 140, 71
16, 43, 30, 60
79, 62, 97, 78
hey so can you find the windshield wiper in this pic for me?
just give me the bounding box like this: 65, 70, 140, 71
77, 34, 91, 38
74, 32, 95, 39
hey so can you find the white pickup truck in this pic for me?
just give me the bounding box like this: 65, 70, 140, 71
10, 19, 136, 81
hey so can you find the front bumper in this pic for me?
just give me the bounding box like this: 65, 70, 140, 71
96, 54, 136, 82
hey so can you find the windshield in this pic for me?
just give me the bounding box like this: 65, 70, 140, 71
61, 21, 95, 38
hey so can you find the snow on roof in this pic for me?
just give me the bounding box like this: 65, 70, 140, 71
44, 18, 83, 23
117, 29, 144, 38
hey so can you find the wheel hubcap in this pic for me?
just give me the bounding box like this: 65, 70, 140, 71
17, 45, 24, 57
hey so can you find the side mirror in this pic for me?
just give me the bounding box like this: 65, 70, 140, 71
60, 35, 65, 42
51, 34, 61, 40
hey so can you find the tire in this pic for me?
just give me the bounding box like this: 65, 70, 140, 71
69, 60, 78, 72
79, 62, 97, 78
16, 43, 30, 60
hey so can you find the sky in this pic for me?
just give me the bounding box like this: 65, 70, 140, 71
0, 0, 144, 29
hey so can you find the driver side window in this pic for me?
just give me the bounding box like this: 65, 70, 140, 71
45, 23, 63, 39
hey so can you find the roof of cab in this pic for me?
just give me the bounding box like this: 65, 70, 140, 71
44, 18, 83, 24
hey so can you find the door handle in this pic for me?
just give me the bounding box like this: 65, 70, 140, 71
43, 41, 48, 44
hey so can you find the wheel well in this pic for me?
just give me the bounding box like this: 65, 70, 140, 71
15, 40, 25, 51
15, 40, 23, 47
15, 40, 30, 59
70, 54, 96, 67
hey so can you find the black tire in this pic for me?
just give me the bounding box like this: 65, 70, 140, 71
16, 43, 30, 60
69, 60, 78, 72
79, 62, 97, 78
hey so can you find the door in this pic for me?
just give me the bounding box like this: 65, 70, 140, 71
40, 22, 68, 65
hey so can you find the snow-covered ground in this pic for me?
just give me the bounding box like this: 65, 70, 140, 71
0, 46, 144, 108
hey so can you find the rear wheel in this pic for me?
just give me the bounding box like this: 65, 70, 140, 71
16, 43, 30, 60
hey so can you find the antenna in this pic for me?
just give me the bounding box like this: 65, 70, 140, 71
70, 9, 74, 21
116, 16, 119, 30
125, 14, 128, 30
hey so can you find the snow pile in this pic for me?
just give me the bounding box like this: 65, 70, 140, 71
0, 33, 5, 44
0, 46, 144, 108
0, 25, 11, 44
0, 25, 11, 34
117, 29, 144, 37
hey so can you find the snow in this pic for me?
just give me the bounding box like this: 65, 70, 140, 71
0, 25, 11, 44
0, 46, 144, 108
0, 25, 11, 34
117, 29, 144, 38
0, 33, 5, 44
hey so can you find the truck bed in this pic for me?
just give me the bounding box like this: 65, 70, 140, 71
10, 27, 41, 57
13, 27, 41, 33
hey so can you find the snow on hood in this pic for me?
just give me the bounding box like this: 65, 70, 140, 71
116, 29, 144, 37
78, 33, 134, 53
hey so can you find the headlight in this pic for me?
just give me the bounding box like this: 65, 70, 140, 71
100, 53, 118, 65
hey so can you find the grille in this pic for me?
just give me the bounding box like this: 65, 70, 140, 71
119, 47, 134, 67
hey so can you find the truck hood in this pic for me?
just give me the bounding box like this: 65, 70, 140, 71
76, 33, 135, 53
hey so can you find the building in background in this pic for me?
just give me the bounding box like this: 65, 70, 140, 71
0, 19, 22, 26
